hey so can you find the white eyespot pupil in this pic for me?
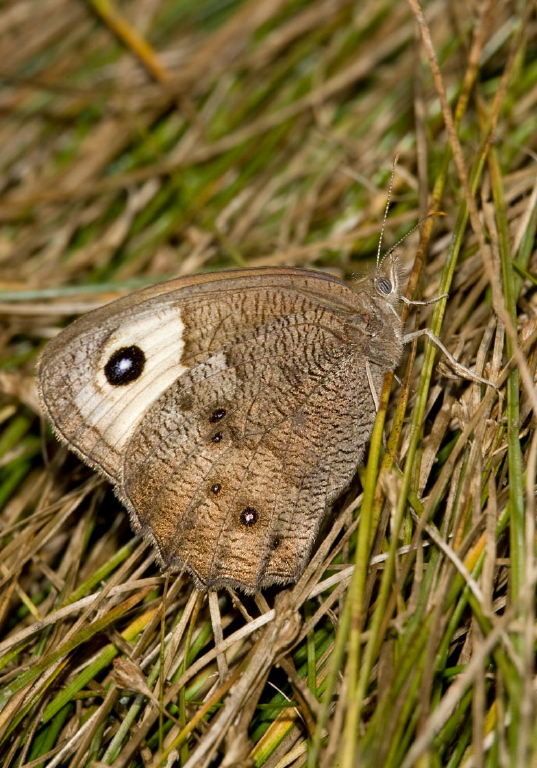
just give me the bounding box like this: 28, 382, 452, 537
117, 359, 132, 374
240, 506, 258, 526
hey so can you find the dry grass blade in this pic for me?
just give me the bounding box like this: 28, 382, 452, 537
0, 1, 536, 767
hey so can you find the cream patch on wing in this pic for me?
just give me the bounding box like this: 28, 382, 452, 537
73, 305, 190, 462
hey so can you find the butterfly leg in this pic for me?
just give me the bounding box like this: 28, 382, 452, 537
365, 359, 380, 412
401, 293, 448, 307
401, 328, 497, 388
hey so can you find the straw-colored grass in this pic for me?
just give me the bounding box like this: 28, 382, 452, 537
0, 1, 536, 766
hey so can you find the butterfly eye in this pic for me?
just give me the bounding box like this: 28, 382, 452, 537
211, 483, 221, 494
240, 506, 258, 526
376, 277, 392, 295
104, 346, 145, 386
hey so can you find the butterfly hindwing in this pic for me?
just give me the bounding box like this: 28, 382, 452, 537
122, 311, 373, 591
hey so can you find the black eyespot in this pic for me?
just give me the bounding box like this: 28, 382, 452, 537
211, 432, 223, 443
211, 483, 221, 494
240, 507, 258, 526
377, 277, 392, 295
271, 537, 281, 549
104, 345, 145, 386
210, 408, 227, 423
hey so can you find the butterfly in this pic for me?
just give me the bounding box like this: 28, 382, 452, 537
38, 263, 404, 593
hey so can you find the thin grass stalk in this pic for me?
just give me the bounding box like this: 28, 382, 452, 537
487, 149, 526, 764
332, 15, 499, 756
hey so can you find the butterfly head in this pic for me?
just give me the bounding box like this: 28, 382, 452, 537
353, 251, 404, 321
373, 251, 404, 307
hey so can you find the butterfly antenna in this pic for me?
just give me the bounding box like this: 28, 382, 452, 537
377, 154, 399, 268
385, 210, 445, 258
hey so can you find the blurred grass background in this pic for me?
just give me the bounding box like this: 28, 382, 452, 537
0, 0, 536, 766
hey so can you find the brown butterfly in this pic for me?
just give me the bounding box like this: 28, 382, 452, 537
38, 264, 404, 593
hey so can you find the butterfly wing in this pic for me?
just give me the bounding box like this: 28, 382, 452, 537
37, 268, 362, 481
38, 267, 398, 592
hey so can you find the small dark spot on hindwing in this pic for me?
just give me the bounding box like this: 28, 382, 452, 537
209, 408, 227, 423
